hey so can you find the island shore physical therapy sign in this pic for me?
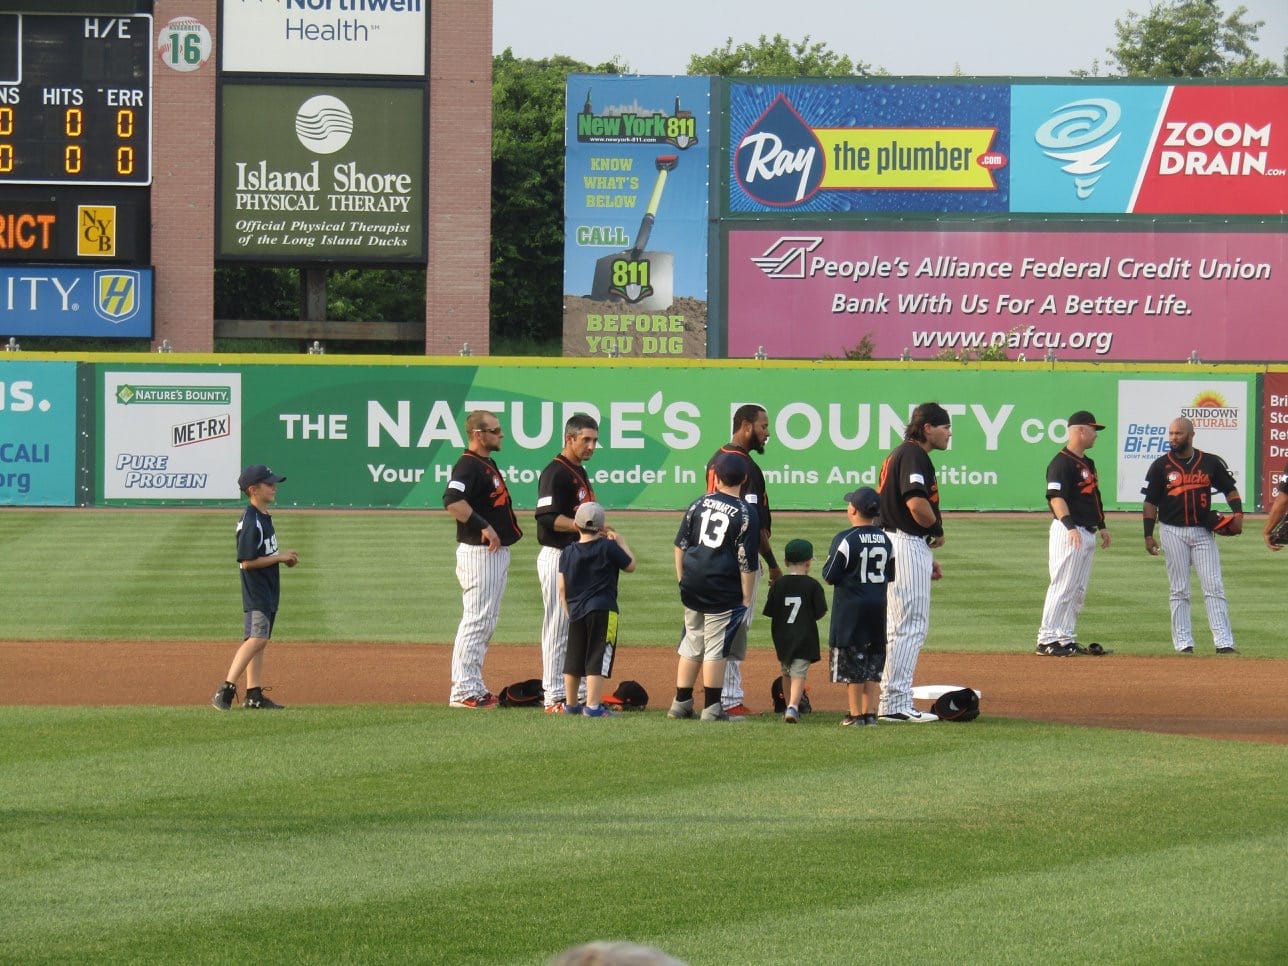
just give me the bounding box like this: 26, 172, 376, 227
216, 0, 428, 263
565, 78, 1287, 362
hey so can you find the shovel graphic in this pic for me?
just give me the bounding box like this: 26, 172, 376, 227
590, 154, 677, 310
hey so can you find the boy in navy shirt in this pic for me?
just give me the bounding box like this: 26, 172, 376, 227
212, 464, 299, 711
558, 502, 636, 717
822, 487, 894, 726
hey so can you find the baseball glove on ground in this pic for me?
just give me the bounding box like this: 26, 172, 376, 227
1267, 518, 1288, 547
1211, 513, 1242, 536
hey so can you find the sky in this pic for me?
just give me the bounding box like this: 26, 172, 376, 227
492, 0, 1287, 76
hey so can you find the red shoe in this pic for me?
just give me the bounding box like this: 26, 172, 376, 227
544, 702, 566, 714
724, 702, 762, 718
450, 692, 498, 709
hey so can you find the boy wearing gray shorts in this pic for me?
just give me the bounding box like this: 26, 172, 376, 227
762, 538, 828, 723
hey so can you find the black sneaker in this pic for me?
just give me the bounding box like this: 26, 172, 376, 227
211, 682, 236, 711
1035, 641, 1074, 656
244, 688, 285, 709
1215, 646, 1239, 655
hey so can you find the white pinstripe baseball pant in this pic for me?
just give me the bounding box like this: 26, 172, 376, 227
1037, 520, 1097, 645
450, 543, 510, 702
1158, 523, 1234, 650
879, 531, 933, 716
721, 565, 763, 709
537, 545, 586, 706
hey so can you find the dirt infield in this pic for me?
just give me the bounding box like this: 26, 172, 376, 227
2, 642, 1284, 744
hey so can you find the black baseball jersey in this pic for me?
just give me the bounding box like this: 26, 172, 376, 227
762, 572, 827, 664
822, 524, 894, 648
559, 537, 632, 622
1142, 449, 1237, 526
1045, 448, 1105, 530
706, 444, 773, 540
877, 441, 940, 537
536, 454, 594, 549
443, 451, 523, 546
236, 503, 281, 613
674, 491, 759, 613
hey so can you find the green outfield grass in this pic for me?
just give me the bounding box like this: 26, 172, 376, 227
1, 706, 1285, 964
0, 509, 1284, 657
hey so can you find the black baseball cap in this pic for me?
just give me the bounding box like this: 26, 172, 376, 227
238, 464, 287, 491
712, 451, 748, 486
845, 486, 881, 516
1068, 410, 1105, 430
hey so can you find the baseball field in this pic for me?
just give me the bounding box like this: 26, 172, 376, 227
1, 508, 1285, 964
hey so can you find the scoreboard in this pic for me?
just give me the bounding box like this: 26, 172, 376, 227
0, 13, 152, 186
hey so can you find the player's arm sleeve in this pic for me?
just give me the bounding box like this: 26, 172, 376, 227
534, 467, 563, 526
235, 517, 258, 563
1141, 465, 1165, 504
820, 535, 847, 585
443, 472, 469, 509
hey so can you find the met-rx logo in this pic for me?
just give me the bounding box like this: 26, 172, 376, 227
173, 415, 231, 448
735, 95, 824, 205
93, 270, 141, 323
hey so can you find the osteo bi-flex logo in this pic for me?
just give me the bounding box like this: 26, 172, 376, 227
94, 270, 141, 323
735, 95, 826, 206
1033, 99, 1123, 200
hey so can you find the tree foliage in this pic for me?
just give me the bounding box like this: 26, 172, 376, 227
1102, 1, 1283, 77
491, 49, 619, 347
686, 33, 873, 77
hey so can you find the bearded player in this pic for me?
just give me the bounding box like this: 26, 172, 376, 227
706, 403, 781, 717
1142, 416, 1242, 654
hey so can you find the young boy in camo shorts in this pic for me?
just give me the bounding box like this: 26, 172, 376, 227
821, 487, 894, 727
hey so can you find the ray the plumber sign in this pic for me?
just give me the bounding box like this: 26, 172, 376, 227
218, 82, 426, 263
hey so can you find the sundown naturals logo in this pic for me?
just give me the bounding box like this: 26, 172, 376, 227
1182, 392, 1240, 429
735, 94, 1006, 206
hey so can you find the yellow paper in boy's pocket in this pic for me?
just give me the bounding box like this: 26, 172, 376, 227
605, 610, 619, 645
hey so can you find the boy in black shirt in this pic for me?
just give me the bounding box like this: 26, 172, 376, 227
762, 538, 827, 723
822, 487, 894, 727
212, 464, 299, 710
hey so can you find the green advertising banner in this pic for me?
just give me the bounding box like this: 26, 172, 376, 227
217, 81, 426, 263
204, 360, 1256, 513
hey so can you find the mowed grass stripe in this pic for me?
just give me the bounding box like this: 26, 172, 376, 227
1, 509, 1286, 657
2, 708, 1285, 963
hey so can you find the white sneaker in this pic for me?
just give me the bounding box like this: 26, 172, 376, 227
878, 709, 939, 723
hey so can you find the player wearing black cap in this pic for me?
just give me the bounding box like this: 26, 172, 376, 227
671, 451, 759, 722
1036, 410, 1110, 656
212, 464, 298, 710
704, 403, 780, 717
876, 402, 950, 722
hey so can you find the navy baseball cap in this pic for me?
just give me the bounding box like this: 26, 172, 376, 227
845, 486, 880, 516
238, 464, 286, 491
1068, 410, 1105, 430
712, 451, 748, 486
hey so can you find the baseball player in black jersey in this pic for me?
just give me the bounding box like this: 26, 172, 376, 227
1037, 410, 1110, 656
443, 410, 523, 709
1265, 459, 1288, 551
876, 402, 950, 722
535, 413, 598, 711
670, 451, 759, 722
212, 464, 298, 711
1142, 417, 1242, 654
705, 404, 780, 716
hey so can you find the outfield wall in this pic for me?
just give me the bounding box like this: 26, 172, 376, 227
3, 354, 1276, 512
